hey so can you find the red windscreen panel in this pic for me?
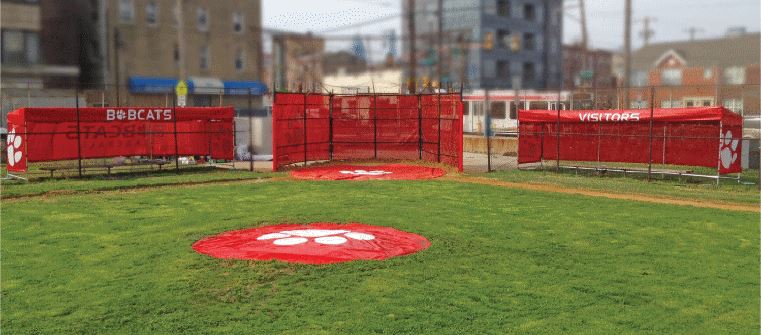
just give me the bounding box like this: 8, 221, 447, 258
272, 93, 463, 171
518, 107, 742, 174
5, 107, 234, 172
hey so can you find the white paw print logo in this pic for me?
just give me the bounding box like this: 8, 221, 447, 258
339, 169, 392, 176
257, 229, 375, 246
116, 111, 126, 120
6, 128, 22, 167
719, 130, 740, 169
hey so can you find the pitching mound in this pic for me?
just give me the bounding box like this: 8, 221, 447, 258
192, 223, 431, 264
291, 164, 446, 181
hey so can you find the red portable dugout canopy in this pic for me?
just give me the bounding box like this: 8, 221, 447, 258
5, 107, 234, 172
518, 107, 742, 174
272, 93, 463, 171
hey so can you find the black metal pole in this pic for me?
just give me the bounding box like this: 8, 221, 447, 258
303, 92, 308, 166
485, 89, 491, 172
417, 94, 423, 160
373, 94, 378, 159
647, 86, 655, 181
329, 92, 334, 161
172, 94, 180, 172
437, 92, 442, 163
75, 84, 83, 177
556, 89, 561, 170
248, 90, 254, 172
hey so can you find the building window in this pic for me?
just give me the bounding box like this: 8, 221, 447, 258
703, 68, 713, 80
723, 99, 744, 114
723, 67, 746, 85
497, 60, 510, 78
523, 4, 535, 21
146, 1, 158, 25
684, 98, 713, 107
173, 44, 180, 67
522, 62, 535, 82
1, 30, 39, 65
630, 100, 647, 109
489, 102, 506, 119
483, 59, 496, 78
661, 100, 683, 108
630, 70, 648, 87
200, 45, 209, 70
197, 7, 209, 32
523, 33, 535, 50
233, 12, 244, 33
119, 0, 134, 23
660, 68, 682, 86
497, 29, 510, 48
235, 48, 244, 71
497, 0, 510, 17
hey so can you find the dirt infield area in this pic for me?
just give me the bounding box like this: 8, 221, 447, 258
447, 175, 759, 213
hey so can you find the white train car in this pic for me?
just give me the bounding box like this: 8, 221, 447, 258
462, 90, 571, 134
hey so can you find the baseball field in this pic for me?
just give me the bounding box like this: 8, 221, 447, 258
1, 167, 758, 334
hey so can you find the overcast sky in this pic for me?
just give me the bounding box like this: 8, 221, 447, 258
263, 0, 760, 53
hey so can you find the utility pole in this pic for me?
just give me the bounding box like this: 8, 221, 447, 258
623, 0, 632, 108
436, 0, 444, 91
177, 0, 186, 81
638, 16, 656, 46
684, 27, 704, 41
579, 0, 588, 52
407, 0, 417, 94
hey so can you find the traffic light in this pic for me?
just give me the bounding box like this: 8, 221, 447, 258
483, 32, 494, 50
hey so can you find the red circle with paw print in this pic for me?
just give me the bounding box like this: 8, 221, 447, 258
192, 223, 431, 264
290, 164, 446, 181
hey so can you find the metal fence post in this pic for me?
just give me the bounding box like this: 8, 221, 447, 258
437, 91, 442, 163
485, 89, 491, 172
647, 86, 655, 181
172, 94, 180, 172
75, 84, 83, 177
418, 94, 423, 160
556, 89, 561, 171
717, 121, 723, 186
248, 90, 254, 172
303, 92, 308, 166
329, 92, 334, 161
373, 93, 378, 159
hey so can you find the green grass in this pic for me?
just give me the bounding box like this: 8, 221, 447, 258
1, 167, 276, 198
2, 179, 758, 334
481, 169, 760, 205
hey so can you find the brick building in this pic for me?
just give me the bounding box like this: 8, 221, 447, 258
628, 31, 760, 116
272, 32, 324, 93
562, 44, 615, 89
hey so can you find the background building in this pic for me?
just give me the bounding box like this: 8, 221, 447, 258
1, 0, 81, 89
102, 0, 266, 108
628, 29, 759, 115
403, 0, 563, 91
562, 44, 614, 90
272, 32, 324, 92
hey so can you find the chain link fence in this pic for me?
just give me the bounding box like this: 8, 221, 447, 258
464, 84, 760, 185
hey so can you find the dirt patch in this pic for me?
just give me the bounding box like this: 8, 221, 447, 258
446, 176, 759, 213
3, 177, 287, 203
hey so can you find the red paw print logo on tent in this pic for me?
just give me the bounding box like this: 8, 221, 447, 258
720, 130, 739, 169
6, 128, 22, 167
192, 223, 430, 264
116, 111, 126, 120
338, 169, 392, 176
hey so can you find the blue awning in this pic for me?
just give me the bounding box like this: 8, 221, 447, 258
129, 77, 267, 96
128, 76, 178, 94
223, 81, 267, 95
